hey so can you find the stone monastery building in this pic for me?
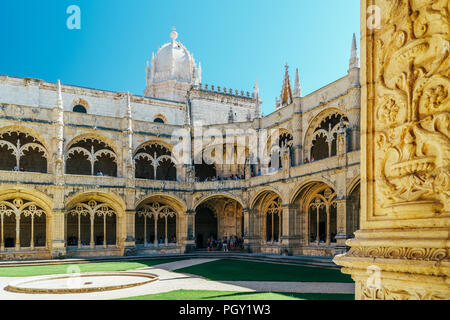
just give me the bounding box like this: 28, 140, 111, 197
0, 28, 361, 260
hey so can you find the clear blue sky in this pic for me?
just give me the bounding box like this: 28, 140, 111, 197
0, 0, 360, 116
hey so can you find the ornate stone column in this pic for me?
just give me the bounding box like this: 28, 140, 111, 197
51, 187, 66, 258
0, 214, 4, 251
334, 0, 450, 300
183, 210, 196, 253
15, 213, 20, 251
334, 198, 347, 246
280, 204, 300, 255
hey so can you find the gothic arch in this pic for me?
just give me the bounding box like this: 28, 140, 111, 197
0, 126, 51, 173
303, 108, 349, 161
250, 189, 283, 244
134, 141, 177, 181
249, 187, 283, 210
134, 139, 174, 155
0, 188, 53, 215
65, 191, 125, 216
0, 188, 53, 250
66, 192, 123, 248
135, 196, 180, 246
289, 178, 337, 204
0, 125, 51, 153
347, 176, 361, 197
135, 194, 187, 214
65, 133, 119, 155
193, 193, 245, 211
65, 134, 119, 177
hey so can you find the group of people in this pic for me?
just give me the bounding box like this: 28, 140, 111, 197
195, 174, 244, 182
304, 156, 315, 164
206, 235, 243, 252
13, 166, 25, 172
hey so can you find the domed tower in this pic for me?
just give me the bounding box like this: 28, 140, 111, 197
144, 28, 201, 102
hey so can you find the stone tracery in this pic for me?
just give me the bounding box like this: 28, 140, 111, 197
0, 198, 46, 251
136, 202, 177, 246
66, 138, 118, 177
134, 142, 177, 181
0, 131, 48, 173
67, 200, 117, 249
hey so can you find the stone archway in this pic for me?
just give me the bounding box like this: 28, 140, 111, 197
194, 206, 217, 249
65, 137, 118, 177
194, 195, 244, 250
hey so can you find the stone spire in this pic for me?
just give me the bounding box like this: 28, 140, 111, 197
197, 62, 202, 84
56, 80, 63, 110
280, 63, 293, 108
254, 78, 261, 118
184, 102, 191, 126
124, 92, 135, 188
53, 80, 65, 181
126, 92, 132, 121
349, 33, 359, 69
293, 68, 301, 98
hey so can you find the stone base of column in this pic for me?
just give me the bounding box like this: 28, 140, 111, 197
333, 229, 450, 300
334, 233, 348, 246
244, 236, 261, 253
123, 238, 137, 256
280, 236, 301, 256
51, 240, 66, 259
183, 240, 196, 253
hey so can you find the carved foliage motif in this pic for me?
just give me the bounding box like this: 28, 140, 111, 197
373, 0, 450, 214
358, 281, 447, 300
347, 246, 448, 261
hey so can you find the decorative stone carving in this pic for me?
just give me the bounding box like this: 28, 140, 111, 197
372, 0, 449, 216
334, 0, 450, 300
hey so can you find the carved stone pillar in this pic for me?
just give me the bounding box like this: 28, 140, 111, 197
244, 209, 259, 252
334, 198, 347, 246
334, 0, 450, 300
15, 213, 20, 251
280, 204, 300, 255
51, 186, 66, 258
183, 210, 196, 253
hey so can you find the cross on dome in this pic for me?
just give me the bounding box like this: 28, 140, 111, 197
170, 27, 178, 41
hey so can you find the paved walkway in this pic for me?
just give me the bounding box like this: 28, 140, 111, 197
0, 259, 354, 300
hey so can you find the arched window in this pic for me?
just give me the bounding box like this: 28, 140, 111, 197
308, 187, 337, 245
67, 200, 117, 248
347, 183, 360, 238
310, 113, 349, 161
0, 198, 47, 250
136, 202, 177, 246
265, 198, 282, 243
154, 118, 165, 124
134, 143, 176, 181
73, 105, 87, 114
0, 130, 48, 173
268, 132, 293, 170
66, 138, 118, 177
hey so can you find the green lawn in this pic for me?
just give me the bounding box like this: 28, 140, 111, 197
174, 259, 353, 283
119, 289, 354, 300
0, 258, 183, 277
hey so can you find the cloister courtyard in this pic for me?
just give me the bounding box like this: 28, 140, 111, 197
0, 256, 354, 300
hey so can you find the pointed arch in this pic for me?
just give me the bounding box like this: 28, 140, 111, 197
0, 126, 50, 173
65, 134, 119, 177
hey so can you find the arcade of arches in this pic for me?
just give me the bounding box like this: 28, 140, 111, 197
0, 129, 361, 259
0, 182, 360, 259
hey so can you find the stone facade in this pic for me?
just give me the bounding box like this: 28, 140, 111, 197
0, 29, 361, 261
